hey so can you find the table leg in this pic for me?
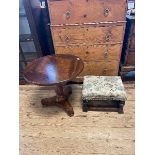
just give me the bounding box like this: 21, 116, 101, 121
41, 85, 74, 117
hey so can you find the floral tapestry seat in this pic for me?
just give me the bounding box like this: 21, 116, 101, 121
82, 76, 127, 113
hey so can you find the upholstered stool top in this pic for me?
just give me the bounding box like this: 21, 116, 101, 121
82, 76, 127, 101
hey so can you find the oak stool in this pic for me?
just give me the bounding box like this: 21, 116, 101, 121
82, 76, 127, 113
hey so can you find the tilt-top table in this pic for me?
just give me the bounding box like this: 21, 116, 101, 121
23, 54, 84, 117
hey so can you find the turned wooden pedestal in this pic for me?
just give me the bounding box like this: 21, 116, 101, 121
41, 85, 74, 116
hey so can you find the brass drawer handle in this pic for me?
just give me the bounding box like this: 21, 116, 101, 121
104, 8, 110, 17
105, 32, 111, 42
64, 35, 69, 42
104, 52, 108, 58
65, 11, 71, 19
103, 69, 107, 74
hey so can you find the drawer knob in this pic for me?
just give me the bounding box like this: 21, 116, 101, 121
65, 11, 71, 19
104, 8, 110, 17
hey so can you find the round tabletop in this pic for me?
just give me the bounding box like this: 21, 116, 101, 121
23, 54, 84, 85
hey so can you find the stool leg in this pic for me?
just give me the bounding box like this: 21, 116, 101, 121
82, 100, 88, 112
118, 101, 125, 114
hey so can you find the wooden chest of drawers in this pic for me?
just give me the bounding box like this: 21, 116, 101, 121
48, 0, 127, 77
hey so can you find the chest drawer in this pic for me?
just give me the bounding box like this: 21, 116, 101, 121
48, 0, 127, 25
55, 44, 122, 61
52, 25, 125, 45
79, 60, 119, 76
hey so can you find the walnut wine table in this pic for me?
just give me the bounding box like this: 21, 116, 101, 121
23, 54, 84, 117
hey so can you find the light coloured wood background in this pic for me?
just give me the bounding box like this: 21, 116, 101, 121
19, 83, 135, 155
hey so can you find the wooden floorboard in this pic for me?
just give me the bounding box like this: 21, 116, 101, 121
19, 84, 135, 155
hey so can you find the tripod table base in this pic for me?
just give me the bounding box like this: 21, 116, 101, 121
41, 85, 74, 117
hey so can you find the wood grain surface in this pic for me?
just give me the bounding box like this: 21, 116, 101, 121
23, 54, 84, 85
54, 44, 122, 76
79, 60, 119, 76
48, 0, 126, 25
55, 44, 122, 61
20, 83, 135, 155
52, 25, 125, 45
